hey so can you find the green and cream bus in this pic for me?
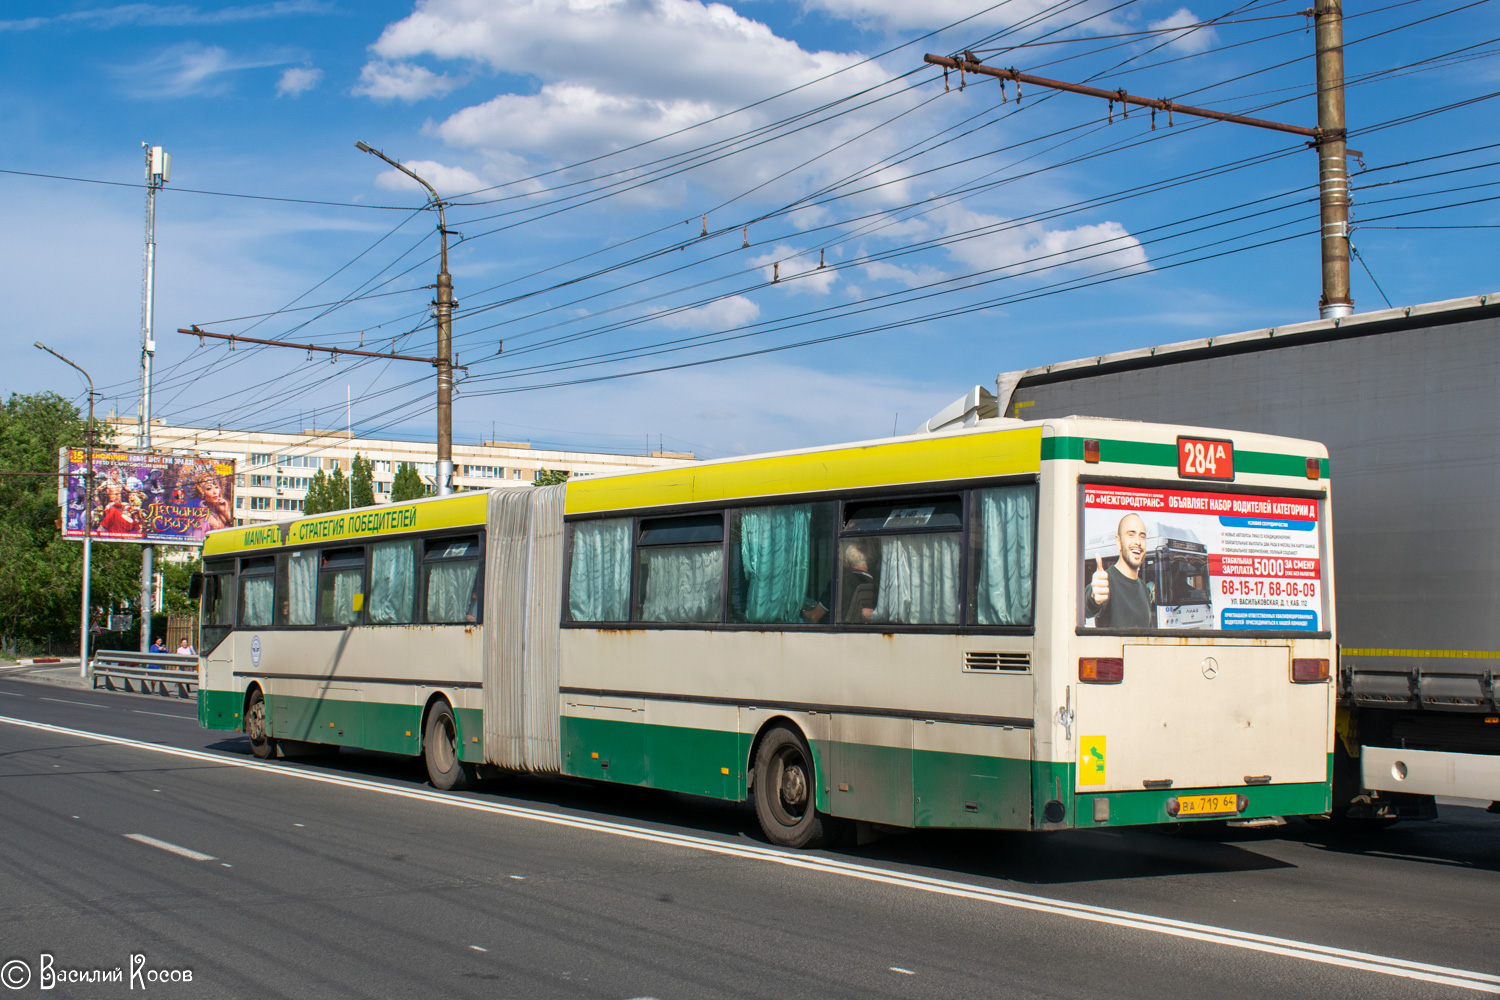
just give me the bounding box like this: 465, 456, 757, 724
195, 416, 1335, 847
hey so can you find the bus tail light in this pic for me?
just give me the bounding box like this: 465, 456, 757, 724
1083, 439, 1101, 463
1305, 457, 1321, 480
1291, 658, 1329, 683
1079, 657, 1123, 683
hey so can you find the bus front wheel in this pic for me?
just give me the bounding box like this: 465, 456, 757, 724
245, 690, 276, 760
424, 702, 475, 791
753, 726, 841, 849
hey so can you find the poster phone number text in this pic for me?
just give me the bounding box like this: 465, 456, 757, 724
1220, 578, 1319, 598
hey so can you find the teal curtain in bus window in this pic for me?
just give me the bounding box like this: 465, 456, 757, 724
369, 540, 416, 624
639, 545, 723, 622
568, 519, 631, 622
288, 551, 317, 625
240, 576, 273, 627
975, 486, 1036, 626
870, 533, 961, 625
426, 560, 479, 623
737, 505, 811, 623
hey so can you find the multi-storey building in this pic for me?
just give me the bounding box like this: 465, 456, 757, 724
107, 418, 695, 527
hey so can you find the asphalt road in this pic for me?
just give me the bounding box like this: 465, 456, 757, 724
0, 671, 1497, 999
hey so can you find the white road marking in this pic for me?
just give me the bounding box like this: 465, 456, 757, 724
889, 967, 915, 975
133, 710, 195, 721
39, 697, 106, 709
8, 715, 1499, 995
0, 690, 27, 696
469, 946, 487, 952
124, 833, 216, 861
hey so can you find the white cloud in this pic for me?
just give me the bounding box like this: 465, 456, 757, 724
795, 0, 1113, 32
360, 0, 903, 204
859, 259, 949, 288
275, 65, 321, 97
936, 206, 1149, 279
372, 159, 485, 196
113, 42, 295, 98
655, 294, 761, 331
0, 2, 333, 32
750, 244, 838, 295
1147, 8, 1218, 54
352, 61, 460, 102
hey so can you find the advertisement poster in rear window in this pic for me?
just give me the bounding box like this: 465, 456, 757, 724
1081, 484, 1322, 632
58, 448, 235, 545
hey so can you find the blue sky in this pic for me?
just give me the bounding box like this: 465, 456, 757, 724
4, 0, 1497, 459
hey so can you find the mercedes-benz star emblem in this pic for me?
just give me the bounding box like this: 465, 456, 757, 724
1202, 656, 1220, 680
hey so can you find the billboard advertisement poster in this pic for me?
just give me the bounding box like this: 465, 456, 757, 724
59, 448, 235, 546
1081, 484, 1322, 632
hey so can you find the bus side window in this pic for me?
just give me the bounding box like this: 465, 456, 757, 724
567, 519, 631, 622
238, 556, 275, 628
840, 495, 963, 625
422, 535, 482, 624
318, 547, 366, 626
287, 550, 317, 625
369, 539, 418, 624
634, 513, 724, 623
728, 502, 834, 624
201, 560, 235, 652
969, 485, 1037, 627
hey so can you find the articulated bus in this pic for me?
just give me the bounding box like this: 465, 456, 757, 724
195, 416, 1335, 847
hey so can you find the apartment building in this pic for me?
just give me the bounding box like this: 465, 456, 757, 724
108, 418, 695, 527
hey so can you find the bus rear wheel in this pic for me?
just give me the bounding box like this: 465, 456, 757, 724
245, 689, 276, 760
424, 702, 475, 791
753, 726, 840, 849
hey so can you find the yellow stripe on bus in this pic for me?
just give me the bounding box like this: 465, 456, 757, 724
204, 493, 488, 556
564, 426, 1043, 515
1342, 648, 1500, 660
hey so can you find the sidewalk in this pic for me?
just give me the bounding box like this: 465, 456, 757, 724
0, 659, 194, 699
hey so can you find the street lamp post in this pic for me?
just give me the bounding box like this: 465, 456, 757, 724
36, 342, 96, 679
354, 141, 455, 496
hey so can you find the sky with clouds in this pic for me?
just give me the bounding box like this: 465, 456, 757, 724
3, 0, 1497, 459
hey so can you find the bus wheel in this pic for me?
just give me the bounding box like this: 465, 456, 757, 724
246, 690, 276, 761
754, 726, 839, 849
424, 702, 475, 791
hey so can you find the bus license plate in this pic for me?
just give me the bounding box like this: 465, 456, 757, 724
1177, 793, 1240, 816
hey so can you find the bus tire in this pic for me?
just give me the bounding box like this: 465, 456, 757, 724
753, 725, 840, 849
246, 689, 276, 761
424, 702, 475, 791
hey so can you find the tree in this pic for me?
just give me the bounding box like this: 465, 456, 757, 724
390, 462, 428, 502
0, 392, 148, 654
302, 469, 332, 515
533, 468, 569, 486
351, 453, 376, 508
327, 465, 349, 511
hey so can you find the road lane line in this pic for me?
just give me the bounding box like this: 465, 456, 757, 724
39, 697, 107, 709
5, 714, 1498, 994
132, 710, 196, 720
124, 833, 216, 861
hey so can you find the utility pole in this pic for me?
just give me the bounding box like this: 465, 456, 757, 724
355, 141, 456, 495
1315, 1, 1353, 318
139, 143, 170, 653
926, 14, 1353, 319
36, 342, 95, 679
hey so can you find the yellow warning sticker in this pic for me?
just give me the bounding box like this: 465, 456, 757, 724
1080, 736, 1107, 785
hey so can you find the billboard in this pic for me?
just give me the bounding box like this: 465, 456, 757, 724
59, 448, 235, 546
1081, 484, 1323, 633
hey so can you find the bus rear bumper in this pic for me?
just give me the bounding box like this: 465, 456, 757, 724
1360, 745, 1500, 801
1073, 781, 1331, 829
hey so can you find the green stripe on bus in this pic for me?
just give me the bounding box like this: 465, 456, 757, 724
1075, 778, 1331, 828
1041, 436, 1328, 478
200, 688, 242, 731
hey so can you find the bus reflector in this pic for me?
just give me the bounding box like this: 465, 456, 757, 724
1291, 658, 1329, 682
1306, 457, 1321, 479
1079, 657, 1123, 683
1083, 439, 1101, 463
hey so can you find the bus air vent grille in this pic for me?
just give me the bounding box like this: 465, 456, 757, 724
964, 651, 1030, 672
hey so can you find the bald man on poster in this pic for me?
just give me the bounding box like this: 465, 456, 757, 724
1085, 513, 1155, 628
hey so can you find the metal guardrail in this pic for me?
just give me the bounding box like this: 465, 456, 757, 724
91, 650, 199, 698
